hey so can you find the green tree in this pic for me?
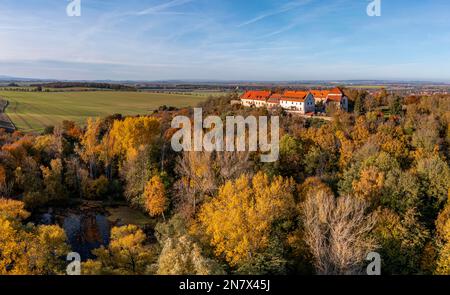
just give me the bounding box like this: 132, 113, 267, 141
389, 95, 403, 116
353, 93, 365, 115
373, 208, 430, 274
41, 158, 67, 202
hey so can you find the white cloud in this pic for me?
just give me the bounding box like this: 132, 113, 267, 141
135, 0, 194, 16
237, 0, 312, 27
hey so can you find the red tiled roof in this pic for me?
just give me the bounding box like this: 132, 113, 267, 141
240, 88, 345, 104
328, 87, 344, 95
310, 87, 344, 102
270, 93, 283, 98
282, 91, 309, 102
241, 90, 271, 101
310, 90, 330, 99
326, 88, 344, 102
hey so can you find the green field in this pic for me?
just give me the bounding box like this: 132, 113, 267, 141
0, 91, 208, 132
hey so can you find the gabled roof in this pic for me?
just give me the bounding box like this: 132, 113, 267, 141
326, 87, 344, 102
310, 87, 344, 102
240, 90, 272, 101
282, 91, 310, 102
310, 90, 330, 99
240, 88, 346, 104
328, 87, 344, 95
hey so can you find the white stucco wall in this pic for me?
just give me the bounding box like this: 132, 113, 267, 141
280, 93, 315, 114
241, 99, 267, 107
280, 100, 304, 112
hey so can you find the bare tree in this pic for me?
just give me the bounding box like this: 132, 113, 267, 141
301, 192, 377, 275
52, 125, 64, 158
174, 150, 252, 219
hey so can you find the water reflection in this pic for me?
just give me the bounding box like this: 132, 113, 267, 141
36, 205, 152, 261
61, 212, 110, 260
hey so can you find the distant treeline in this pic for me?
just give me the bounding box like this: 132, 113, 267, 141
31, 82, 138, 91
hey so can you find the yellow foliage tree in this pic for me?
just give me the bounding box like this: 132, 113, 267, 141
352, 166, 384, 204
28, 225, 71, 275
351, 116, 370, 146
98, 132, 116, 179
376, 125, 409, 161
435, 195, 450, 274
83, 225, 154, 275
335, 130, 355, 169
0, 198, 30, 220
198, 172, 295, 267
144, 175, 167, 220
78, 117, 102, 177
108, 116, 160, 160
0, 199, 70, 274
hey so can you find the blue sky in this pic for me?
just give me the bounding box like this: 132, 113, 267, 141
1, 0, 450, 81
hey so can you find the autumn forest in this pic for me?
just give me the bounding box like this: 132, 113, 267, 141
1, 90, 450, 275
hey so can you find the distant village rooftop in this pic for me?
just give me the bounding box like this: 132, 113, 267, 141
240, 87, 348, 113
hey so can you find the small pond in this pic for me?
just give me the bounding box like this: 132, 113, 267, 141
35, 203, 154, 260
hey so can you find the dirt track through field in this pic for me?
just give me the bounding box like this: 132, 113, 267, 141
0, 97, 17, 132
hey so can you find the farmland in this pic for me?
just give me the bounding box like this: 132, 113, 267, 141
0, 91, 210, 132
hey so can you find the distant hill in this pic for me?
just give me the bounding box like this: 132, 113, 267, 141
0, 75, 448, 86
0, 75, 55, 82
31, 81, 138, 91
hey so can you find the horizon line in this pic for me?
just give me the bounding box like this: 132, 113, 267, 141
1, 76, 450, 85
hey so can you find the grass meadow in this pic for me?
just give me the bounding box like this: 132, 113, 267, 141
0, 91, 210, 132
